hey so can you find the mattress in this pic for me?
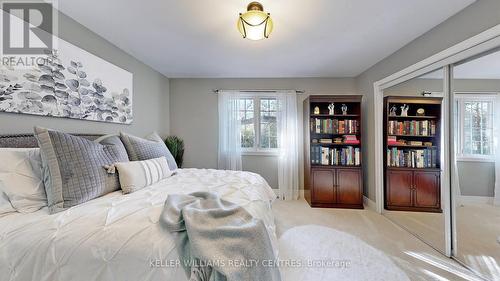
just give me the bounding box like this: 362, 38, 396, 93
0, 168, 278, 281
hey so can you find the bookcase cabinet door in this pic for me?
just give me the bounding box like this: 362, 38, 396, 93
311, 169, 335, 203
336, 169, 362, 205
414, 171, 440, 208
386, 170, 413, 207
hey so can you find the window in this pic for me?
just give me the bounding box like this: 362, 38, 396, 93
238, 96, 278, 153
456, 94, 497, 161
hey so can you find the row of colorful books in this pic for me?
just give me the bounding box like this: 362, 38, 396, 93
387, 120, 436, 136
387, 147, 438, 168
311, 118, 359, 134
311, 146, 361, 166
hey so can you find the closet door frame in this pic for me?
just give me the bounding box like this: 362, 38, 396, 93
373, 24, 500, 257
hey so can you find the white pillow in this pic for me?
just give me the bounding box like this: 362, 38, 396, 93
114, 157, 173, 194
0, 148, 47, 213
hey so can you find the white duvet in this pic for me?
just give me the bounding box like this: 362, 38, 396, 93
0, 169, 278, 281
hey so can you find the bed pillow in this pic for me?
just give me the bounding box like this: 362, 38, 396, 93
34, 127, 129, 214
119, 132, 177, 170
0, 148, 47, 213
114, 157, 173, 194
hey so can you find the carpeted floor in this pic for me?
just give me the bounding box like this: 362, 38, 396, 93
272, 199, 483, 281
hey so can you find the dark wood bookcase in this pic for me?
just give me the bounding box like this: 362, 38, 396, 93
383, 97, 442, 213
303, 95, 363, 209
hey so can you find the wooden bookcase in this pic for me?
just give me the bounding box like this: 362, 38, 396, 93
383, 97, 442, 213
303, 95, 363, 209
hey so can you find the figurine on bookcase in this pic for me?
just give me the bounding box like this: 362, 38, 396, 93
313, 106, 320, 115
400, 104, 409, 117
341, 104, 348, 115
389, 105, 397, 116
314, 106, 320, 115
328, 103, 335, 115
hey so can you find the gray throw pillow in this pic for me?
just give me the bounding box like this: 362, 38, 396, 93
119, 132, 178, 170
34, 127, 129, 214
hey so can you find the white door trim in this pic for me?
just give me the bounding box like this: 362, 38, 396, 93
373, 23, 500, 257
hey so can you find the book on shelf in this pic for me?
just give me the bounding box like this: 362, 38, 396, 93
387, 120, 436, 136
319, 138, 332, 144
321, 147, 329, 165
311, 118, 359, 134
311, 146, 361, 166
387, 147, 437, 168
387, 135, 398, 145
343, 135, 360, 145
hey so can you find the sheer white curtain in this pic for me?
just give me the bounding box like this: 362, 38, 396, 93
494, 97, 500, 206
276, 91, 299, 200
218, 91, 242, 171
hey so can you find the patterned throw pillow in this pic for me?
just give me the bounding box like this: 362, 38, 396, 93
119, 132, 178, 170
114, 157, 173, 194
34, 127, 129, 214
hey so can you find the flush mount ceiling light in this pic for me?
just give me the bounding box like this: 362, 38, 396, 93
237, 2, 274, 40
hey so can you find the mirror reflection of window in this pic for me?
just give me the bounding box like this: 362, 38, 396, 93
452, 49, 500, 281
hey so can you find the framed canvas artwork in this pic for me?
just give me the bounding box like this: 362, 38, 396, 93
0, 37, 133, 124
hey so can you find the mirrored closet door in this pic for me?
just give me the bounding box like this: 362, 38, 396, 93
382, 68, 447, 254
451, 49, 500, 280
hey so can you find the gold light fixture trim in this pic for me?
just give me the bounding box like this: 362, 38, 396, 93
237, 2, 274, 40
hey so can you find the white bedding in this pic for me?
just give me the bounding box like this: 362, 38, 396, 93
0, 168, 277, 281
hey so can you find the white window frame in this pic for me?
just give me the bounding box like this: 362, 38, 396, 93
455, 92, 497, 162
239, 93, 279, 156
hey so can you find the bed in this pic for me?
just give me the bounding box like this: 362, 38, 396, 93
0, 134, 278, 281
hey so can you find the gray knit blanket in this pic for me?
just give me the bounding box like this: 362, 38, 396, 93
159, 192, 281, 281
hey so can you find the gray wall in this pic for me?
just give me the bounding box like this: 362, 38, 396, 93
457, 161, 495, 197
0, 12, 170, 137
355, 0, 500, 201
169, 78, 357, 189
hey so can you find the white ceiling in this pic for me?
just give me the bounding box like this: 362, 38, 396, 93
58, 0, 475, 78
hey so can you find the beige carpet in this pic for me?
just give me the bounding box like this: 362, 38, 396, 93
279, 225, 410, 281
383, 210, 446, 254
272, 199, 482, 281
455, 202, 500, 281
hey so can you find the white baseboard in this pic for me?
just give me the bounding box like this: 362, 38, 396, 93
457, 195, 494, 205
272, 189, 305, 199
363, 196, 377, 211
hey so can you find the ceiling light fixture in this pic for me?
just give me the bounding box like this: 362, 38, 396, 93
237, 2, 273, 40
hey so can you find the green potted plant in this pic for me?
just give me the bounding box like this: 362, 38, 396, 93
164, 136, 184, 168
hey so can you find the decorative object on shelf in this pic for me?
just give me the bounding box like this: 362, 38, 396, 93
341, 104, 348, 115
416, 108, 425, 116
319, 139, 332, 144
424, 142, 433, 147
313, 106, 320, 115
328, 103, 335, 115
237, 2, 273, 40
164, 136, 185, 168
389, 105, 397, 116
400, 104, 409, 117
0, 37, 133, 124
334, 137, 343, 144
